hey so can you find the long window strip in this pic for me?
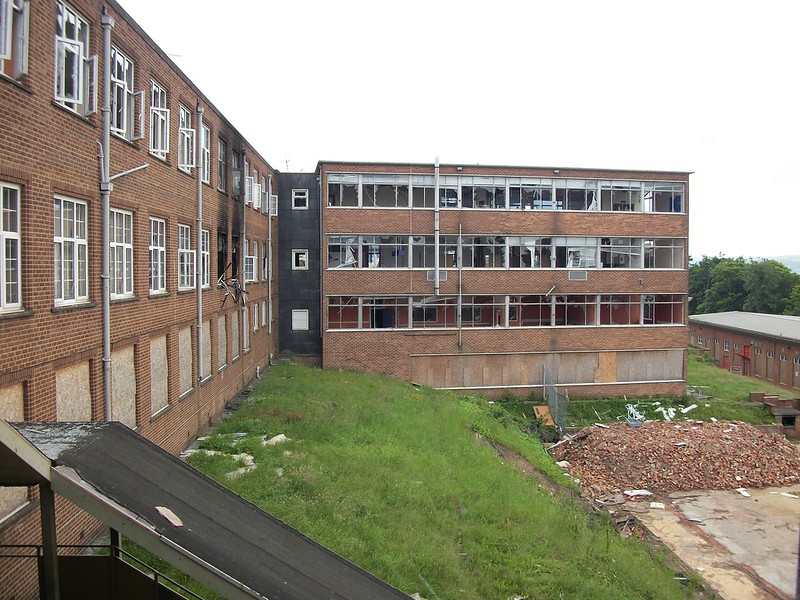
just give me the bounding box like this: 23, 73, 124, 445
1, 183, 21, 308
325, 235, 685, 270
149, 218, 166, 292
327, 294, 686, 330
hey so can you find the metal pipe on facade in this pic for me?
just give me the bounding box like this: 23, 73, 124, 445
434, 158, 440, 296
458, 223, 463, 348
267, 174, 273, 335
196, 102, 204, 382
100, 7, 114, 422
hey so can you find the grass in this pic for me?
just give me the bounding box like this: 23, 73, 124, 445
175, 363, 696, 600
503, 348, 780, 427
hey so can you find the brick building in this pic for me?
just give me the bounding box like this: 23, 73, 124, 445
0, 0, 278, 596
280, 161, 690, 399
689, 312, 800, 391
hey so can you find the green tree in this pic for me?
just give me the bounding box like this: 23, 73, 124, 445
743, 260, 800, 314
697, 258, 747, 313
784, 284, 800, 316
688, 255, 724, 314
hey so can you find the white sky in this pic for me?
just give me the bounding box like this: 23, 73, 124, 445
120, 0, 799, 260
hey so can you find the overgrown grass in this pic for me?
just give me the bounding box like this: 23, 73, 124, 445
179, 363, 695, 599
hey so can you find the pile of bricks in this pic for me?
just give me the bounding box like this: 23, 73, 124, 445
551, 421, 800, 497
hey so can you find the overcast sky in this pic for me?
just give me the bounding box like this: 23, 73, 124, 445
120, 0, 799, 260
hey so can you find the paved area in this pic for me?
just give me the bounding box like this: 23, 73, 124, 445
637, 485, 800, 600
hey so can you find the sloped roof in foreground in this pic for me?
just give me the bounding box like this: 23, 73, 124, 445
0, 420, 411, 600
689, 312, 800, 344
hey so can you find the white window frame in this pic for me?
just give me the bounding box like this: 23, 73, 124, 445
252, 169, 260, 210
217, 138, 227, 192
260, 175, 267, 214
178, 224, 195, 290
261, 299, 267, 328
0, 0, 29, 80
269, 194, 278, 216
149, 80, 169, 159
109, 208, 133, 298
244, 240, 256, 282
54, 2, 96, 115
292, 249, 309, 271
253, 302, 259, 332
110, 45, 142, 140
178, 105, 195, 173
53, 196, 88, 305
1, 181, 22, 311
261, 242, 267, 280
292, 309, 309, 331
201, 125, 211, 184
723, 341, 729, 351
201, 229, 210, 288
149, 217, 166, 293
292, 189, 309, 210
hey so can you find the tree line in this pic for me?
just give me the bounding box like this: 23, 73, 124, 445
689, 256, 800, 316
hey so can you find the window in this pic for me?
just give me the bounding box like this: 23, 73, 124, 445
261, 299, 267, 327
460, 177, 505, 209
148, 218, 166, 293
292, 309, 309, 331
231, 151, 241, 198
723, 341, 730, 351
361, 175, 409, 208
767, 351, 775, 359
794, 357, 800, 366
600, 238, 641, 268
110, 46, 141, 140
217, 138, 227, 192
244, 240, 256, 282
251, 169, 261, 210
253, 303, 258, 331
178, 105, 195, 173
780, 353, 787, 362
200, 125, 210, 184
643, 238, 684, 269
292, 249, 308, 270
201, 229, 210, 288
755, 347, 762, 355
734, 343, 739, 350
217, 232, 227, 280
53, 196, 88, 304
0, 0, 29, 80
178, 224, 194, 289
149, 80, 169, 159
261, 242, 267, 280
55, 2, 95, 115
109, 208, 133, 297
1, 181, 21, 310
261, 175, 267, 214
644, 182, 684, 213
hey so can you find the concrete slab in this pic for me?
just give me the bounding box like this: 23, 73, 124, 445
638, 485, 800, 600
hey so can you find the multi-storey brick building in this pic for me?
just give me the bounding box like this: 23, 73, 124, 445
280, 161, 690, 400
689, 312, 800, 391
0, 1, 278, 596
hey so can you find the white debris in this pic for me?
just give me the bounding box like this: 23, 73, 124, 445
624, 489, 653, 497
710, 417, 718, 423
556, 460, 571, 469
263, 433, 291, 446
674, 441, 689, 447
156, 506, 183, 527
769, 492, 800, 499
735, 488, 751, 498
594, 423, 610, 429
276, 467, 284, 477
680, 404, 698, 414
649, 502, 666, 509
225, 453, 257, 479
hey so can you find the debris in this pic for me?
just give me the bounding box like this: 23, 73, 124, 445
595, 493, 625, 506
649, 502, 666, 509
263, 433, 291, 446
550, 421, 800, 497
710, 417, 718, 423
594, 423, 610, 429
680, 404, 698, 414
624, 489, 653, 497
735, 488, 751, 497
687, 517, 704, 523
156, 506, 183, 527
556, 460, 571, 469
625, 418, 642, 428
770, 492, 800, 499
626, 403, 646, 421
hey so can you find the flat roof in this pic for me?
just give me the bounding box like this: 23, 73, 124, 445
0, 420, 411, 600
689, 312, 800, 345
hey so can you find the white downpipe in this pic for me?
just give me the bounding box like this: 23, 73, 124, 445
267, 174, 273, 335
458, 223, 463, 348
196, 103, 204, 382
434, 158, 440, 296
100, 7, 114, 422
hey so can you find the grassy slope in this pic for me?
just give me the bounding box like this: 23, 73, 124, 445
186, 363, 694, 600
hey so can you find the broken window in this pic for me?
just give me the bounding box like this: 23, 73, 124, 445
460, 177, 506, 209
511, 295, 552, 326
327, 174, 358, 206
412, 296, 457, 328
643, 294, 684, 324
644, 182, 684, 213
555, 179, 597, 211
599, 294, 640, 325
364, 296, 408, 329
599, 181, 642, 212
327, 296, 360, 329
553, 237, 597, 268
360, 236, 408, 268
327, 235, 359, 268
643, 238, 685, 269
600, 238, 641, 268
507, 236, 551, 268
411, 236, 436, 268
362, 175, 409, 208
508, 178, 555, 210
461, 236, 505, 268
460, 295, 504, 327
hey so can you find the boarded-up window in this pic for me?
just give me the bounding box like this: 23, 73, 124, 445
150, 335, 168, 415
111, 346, 137, 428
179, 327, 192, 396
0, 383, 27, 521
56, 361, 91, 421
218, 316, 227, 369
231, 311, 240, 360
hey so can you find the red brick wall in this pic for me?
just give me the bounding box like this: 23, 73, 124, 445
0, 2, 279, 596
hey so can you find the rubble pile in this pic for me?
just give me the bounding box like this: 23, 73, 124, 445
551, 420, 800, 496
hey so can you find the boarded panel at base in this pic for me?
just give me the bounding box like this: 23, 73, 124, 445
596, 352, 617, 383
616, 350, 683, 382
56, 361, 91, 421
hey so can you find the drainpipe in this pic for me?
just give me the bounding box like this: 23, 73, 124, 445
434, 158, 440, 296
457, 223, 463, 348
100, 7, 114, 422
196, 102, 204, 383
241, 150, 247, 385
267, 174, 273, 335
